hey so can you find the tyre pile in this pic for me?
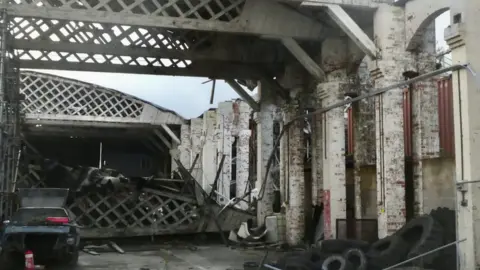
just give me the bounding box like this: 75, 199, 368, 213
274, 207, 456, 270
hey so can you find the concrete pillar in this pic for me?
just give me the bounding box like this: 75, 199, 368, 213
236, 100, 252, 209
353, 61, 376, 220
202, 110, 217, 194
178, 124, 192, 170
256, 87, 277, 225
190, 118, 204, 183
445, 3, 480, 268
311, 101, 323, 207
216, 102, 234, 205
284, 88, 305, 245
371, 4, 414, 237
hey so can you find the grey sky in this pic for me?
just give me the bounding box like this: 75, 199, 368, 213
33, 11, 451, 120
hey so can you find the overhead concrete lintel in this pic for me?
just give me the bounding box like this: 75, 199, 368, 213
225, 79, 260, 112
299, 0, 380, 9
153, 129, 172, 149
160, 124, 181, 145
281, 37, 326, 81
318, 4, 379, 58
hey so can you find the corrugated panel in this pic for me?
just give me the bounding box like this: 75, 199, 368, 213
438, 77, 455, 157
347, 107, 354, 155
403, 87, 412, 157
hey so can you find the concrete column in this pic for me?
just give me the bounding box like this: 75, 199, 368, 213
190, 118, 204, 183
256, 90, 277, 225
178, 124, 192, 170
284, 88, 305, 245
202, 110, 217, 194
353, 62, 376, 220
216, 102, 234, 205
236, 100, 252, 209
311, 96, 323, 207
445, 3, 480, 268
319, 75, 347, 240
371, 4, 414, 237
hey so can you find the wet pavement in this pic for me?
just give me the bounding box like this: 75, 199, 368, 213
76, 246, 264, 270
71, 244, 278, 270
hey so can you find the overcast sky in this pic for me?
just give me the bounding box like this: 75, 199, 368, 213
32, 11, 451, 119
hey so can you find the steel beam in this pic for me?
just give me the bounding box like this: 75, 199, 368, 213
225, 79, 260, 111
281, 37, 325, 81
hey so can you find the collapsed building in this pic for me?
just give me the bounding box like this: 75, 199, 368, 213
0, 0, 479, 269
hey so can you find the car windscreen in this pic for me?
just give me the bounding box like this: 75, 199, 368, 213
11, 208, 68, 224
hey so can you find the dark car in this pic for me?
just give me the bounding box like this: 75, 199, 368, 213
0, 188, 81, 269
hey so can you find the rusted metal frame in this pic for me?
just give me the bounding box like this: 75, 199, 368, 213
260, 64, 469, 199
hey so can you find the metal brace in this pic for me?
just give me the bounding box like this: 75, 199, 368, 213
456, 180, 480, 206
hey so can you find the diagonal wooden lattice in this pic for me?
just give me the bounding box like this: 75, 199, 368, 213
20, 71, 145, 118
9, 0, 245, 22
10, 17, 212, 69
16, 165, 47, 189
68, 189, 197, 230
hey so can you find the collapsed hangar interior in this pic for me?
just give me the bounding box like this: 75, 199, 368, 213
2, 0, 480, 268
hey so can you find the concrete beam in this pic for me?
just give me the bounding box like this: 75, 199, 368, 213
12, 39, 281, 64
281, 37, 326, 81
153, 129, 172, 149
8, 0, 326, 40
160, 124, 181, 145
309, 3, 378, 58
19, 59, 276, 80
299, 0, 380, 9
225, 80, 260, 112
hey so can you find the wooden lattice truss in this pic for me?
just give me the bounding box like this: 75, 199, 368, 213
19, 70, 185, 126
16, 164, 253, 237
8, 13, 287, 78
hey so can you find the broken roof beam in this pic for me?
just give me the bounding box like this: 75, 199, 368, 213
304, 3, 378, 59
225, 80, 260, 112
281, 37, 326, 81
153, 129, 172, 149
160, 124, 181, 145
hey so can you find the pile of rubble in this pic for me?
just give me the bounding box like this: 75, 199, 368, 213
272, 207, 456, 270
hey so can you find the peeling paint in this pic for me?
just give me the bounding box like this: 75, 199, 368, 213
372, 4, 414, 237
256, 100, 277, 224
283, 90, 305, 245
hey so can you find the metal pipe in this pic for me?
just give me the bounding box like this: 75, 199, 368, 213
259, 64, 470, 199
382, 239, 466, 270
456, 179, 480, 185
263, 264, 282, 270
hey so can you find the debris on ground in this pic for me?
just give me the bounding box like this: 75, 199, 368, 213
82, 241, 125, 255
264, 207, 455, 270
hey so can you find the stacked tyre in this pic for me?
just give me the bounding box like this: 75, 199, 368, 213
276, 208, 456, 270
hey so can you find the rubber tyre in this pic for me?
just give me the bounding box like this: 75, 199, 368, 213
277, 250, 328, 268
318, 239, 370, 254
321, 255, 353, 270
429, 208, 457, 270
396, 215, 444, 267
366, 235, 410, 269
342, 249, 367, 270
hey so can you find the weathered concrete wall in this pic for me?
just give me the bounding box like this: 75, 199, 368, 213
177, 101, 252, 206
358, 165, 377, 219
216, 102, 234, 204
236, 101, 252, 210
422, 157, 455, 213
